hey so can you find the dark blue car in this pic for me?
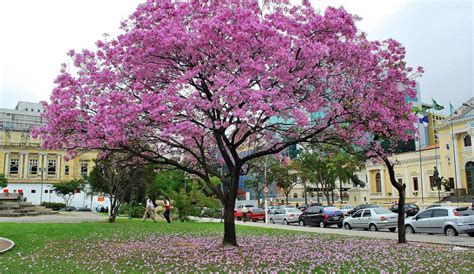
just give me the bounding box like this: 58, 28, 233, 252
298, 206, 344, 228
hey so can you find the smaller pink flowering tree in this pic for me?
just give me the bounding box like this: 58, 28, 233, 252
38, 0, 420, 246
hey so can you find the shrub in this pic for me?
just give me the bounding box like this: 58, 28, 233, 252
41, 202, 66, 211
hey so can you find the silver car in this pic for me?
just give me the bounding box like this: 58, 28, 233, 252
269, 208, 302, 225
405, 206, 474, 236
343, 207, 398, 232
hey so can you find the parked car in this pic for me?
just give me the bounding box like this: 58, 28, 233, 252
343, 207, 398, 232
269, 208, 303, 225
234, 207, 265, 222
76, 207, 92, 212
425, 204, 448, 209
347, 204, 380, 216
299, 206, 344, 228
405, 206, 474, 236
389, 203, 419, 216
298, 206, 307, 212
339, 205, 354, 216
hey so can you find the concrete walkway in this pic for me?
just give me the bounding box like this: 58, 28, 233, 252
192, 217, 474, 248
0, 212, 106, 223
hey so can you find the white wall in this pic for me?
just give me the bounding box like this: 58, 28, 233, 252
1, 183, 110, 209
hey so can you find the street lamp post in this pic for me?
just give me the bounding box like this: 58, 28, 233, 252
40, 167, 46, 204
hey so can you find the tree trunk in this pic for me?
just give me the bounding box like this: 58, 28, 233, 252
285, 192, 289, 205
222, 176, 239, 246
331, 189, 334, 205
396, 186, 406, 244
383, 157, 407, 244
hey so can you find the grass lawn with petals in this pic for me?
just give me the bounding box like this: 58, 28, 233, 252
0, 220, 473, 272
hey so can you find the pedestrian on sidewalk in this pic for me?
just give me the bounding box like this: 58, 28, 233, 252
164, 196, 172, 223
142, 195, 157, 222
241, 205, 249, 222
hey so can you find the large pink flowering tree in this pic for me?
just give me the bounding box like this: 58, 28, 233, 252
38, 0, 419, 246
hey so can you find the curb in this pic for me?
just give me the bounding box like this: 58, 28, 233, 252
0, 237, 15, 255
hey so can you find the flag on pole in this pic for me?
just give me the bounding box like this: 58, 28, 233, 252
418, 115, 429, 124
432, 99, 444, 110
412, 105, 432, 114
449, 102, 454, 115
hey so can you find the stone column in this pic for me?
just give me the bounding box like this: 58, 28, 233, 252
379, 168, 386, 196
404, 167, 410, 197
56, 154, 61, 179
366, 170, 372, 193
23, 153, 29, 178
18, 153, 24, 179
453, 134, 462, 189
4, 152, 10, 177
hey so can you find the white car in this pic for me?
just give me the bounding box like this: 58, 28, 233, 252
269, 208, 303, 225
343, 207, 398, 232
405, 206, 474, 236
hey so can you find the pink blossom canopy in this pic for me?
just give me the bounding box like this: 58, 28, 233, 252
38, 0, 419, 182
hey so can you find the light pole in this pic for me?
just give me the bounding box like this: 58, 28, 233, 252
40, 167, 46, 204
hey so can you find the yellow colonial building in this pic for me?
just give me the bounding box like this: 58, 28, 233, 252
0, 101, 98, 206
362, 97, 474, 205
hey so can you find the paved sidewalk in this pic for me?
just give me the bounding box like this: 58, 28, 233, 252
0, 212, 106, 223
192, 217, 474, 248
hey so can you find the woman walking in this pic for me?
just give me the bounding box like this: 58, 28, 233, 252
164, 196, 171, 223
142, 195, 157, 222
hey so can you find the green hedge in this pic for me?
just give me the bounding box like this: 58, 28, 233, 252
41, 202, 66, 211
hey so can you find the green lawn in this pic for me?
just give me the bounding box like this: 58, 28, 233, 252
0, 220, 473, 272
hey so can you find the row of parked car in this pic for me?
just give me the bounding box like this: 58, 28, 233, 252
236, 203, 474, 237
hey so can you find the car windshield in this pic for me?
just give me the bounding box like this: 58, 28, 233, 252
287, 208, 301, 213
406, 204, 418, 208
455, 208, 474, 216
323, 207, 340, 212
252, 208, 264, 213
374, 208, 393, 214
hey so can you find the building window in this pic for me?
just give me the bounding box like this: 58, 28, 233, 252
429, 176, 435, 189
29, 159, 38, 175
464, 135, 472, 147
9, 159, 19, 174
31, 189, 36, 193
413, 177, 419, 191
44, 190, 48, 193
48, 160, 56, 175
81, 161, 88, 176
65, 165, 70, 176
293, 193, 298, 198
375, 172, 382, 193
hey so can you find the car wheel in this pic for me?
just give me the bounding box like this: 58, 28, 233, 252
369, 224, 378, 232
337, 223, 343, 228
445, 226, 458, 237
300, 220, 306, 226
467, 232, 474, 237
405, 225, 415, 234
270, 218, 275, 224
319, 221, 326, 228
344, 223, 351, 230
389, 227, 396, 232
283, 219, 289, 225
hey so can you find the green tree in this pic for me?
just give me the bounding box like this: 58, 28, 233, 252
272, 162, 299, 205
88, 153, 155, 223
0, 173, 8, 189
53, 179, 84, 207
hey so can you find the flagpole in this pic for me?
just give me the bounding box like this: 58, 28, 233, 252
417, 117, 424, 204
449, 102, 459, 204
431, 107, 441, 202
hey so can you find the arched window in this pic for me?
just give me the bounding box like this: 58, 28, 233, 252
375, 172, 382, 193
464, 135, 472, 147
293, 193, 298, 198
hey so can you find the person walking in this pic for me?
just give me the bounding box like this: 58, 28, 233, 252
241, 205, 249, 222
164, 196, 171, 223
142, 195, 157, 222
